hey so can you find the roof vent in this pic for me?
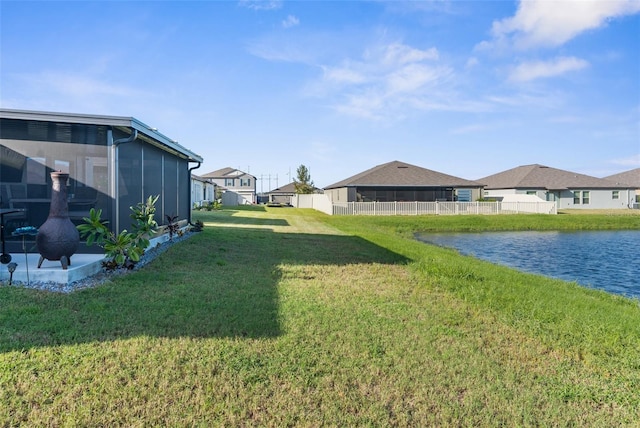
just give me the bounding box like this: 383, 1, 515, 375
398, 166, 409, 169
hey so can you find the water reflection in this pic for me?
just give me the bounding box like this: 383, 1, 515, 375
416, 230, 639, 299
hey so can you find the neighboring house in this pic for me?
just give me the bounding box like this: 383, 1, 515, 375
191, 174, 217, 207
323, 160, 484, 203
265, 182, 323, 205
0, 108, 203, 254
603, 168, 640, 205
479, 164, 636, 209
202, 167, 256, 205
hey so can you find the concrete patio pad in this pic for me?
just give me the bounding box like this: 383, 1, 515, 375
0, 232, 186, 289
0, 252, 106, 286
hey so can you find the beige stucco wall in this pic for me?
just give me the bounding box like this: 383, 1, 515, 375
486, 188, 635, 209
324, 187, 350, 202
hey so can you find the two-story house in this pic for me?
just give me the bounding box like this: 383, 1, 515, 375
201, 167, 256, 205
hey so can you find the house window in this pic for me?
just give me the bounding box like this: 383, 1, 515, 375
225, 178, 234, 186
612, 191, 619, 199
526, 191, 537, 196
582, 191, 590, 204
573, 191, 580, 204
241, 178, 251, 187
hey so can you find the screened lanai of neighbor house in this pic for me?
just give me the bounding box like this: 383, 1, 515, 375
0, 109, 203, 254
323, 160, 484, 203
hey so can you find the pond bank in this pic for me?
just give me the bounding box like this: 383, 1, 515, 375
416, 230, 640, 299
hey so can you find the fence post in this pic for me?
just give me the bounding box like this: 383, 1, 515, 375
436, 201, 439, 215
415, 201, 418, 216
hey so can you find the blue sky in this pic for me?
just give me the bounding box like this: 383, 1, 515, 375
1, 0, 639, 189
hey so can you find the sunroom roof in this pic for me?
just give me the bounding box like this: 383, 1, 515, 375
0, 108, 203, 163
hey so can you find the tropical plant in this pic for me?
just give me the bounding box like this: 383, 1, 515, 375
76, 208, 110, 247
77, 195, 160, 270
102, 230, 143, 269
165, 214, 180, 240
191, 219, 205, 232
130, 195, 159, 248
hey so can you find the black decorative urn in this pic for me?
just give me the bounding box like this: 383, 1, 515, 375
36, 171, 80, 270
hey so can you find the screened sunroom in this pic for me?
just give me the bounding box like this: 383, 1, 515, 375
0, 109, 203, 256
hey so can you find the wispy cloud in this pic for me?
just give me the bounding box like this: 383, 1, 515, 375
314, 42, 463, 120
376, 43, 439, 65
486, 90, 564, 110
610, 154, 640, 167
465, 57, 479, 69
322, 64, 367, 85
246, 31, 341, 64
509, 56, 589, 82
3, 70, 150, 114
282, 15, 299, 29
481, 0, 640, 50
238, 0, 282, 11
12, 71, 145, 98
333, 90, 387, 120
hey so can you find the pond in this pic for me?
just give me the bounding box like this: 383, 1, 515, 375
415, 230, 640, 299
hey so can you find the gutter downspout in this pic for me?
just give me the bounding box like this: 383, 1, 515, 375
188, 161, 201, 225
108, 129, 138, 234
114, 129, 138, 147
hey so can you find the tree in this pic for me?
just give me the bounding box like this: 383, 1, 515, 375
293, 164, 315, 194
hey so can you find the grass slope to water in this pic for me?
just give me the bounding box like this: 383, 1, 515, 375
1, 207, 639, 426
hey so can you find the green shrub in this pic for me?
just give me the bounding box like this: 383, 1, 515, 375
77, 195, 160, 270
196, 200, 221, 211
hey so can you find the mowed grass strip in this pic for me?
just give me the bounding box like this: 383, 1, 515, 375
1, 207, 639, 426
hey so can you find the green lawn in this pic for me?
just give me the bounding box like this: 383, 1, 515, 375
1, 207, 639, 426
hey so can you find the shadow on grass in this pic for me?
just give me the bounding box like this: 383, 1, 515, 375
208, 216, 290, 227
194, 207, 288, 227
0, 225, 408, 352
202, 205, 268, 214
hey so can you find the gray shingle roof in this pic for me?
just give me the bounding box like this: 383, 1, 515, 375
604, 168, 640, 187
324, 160, 483, 189
268, 182, 322, 194
268, 182, 297, 194
478, 164, 635, 190
202, 167, 254, 179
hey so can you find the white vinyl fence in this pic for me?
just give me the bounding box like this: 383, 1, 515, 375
293, 195, 557, 215
331, 201, 557, 215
